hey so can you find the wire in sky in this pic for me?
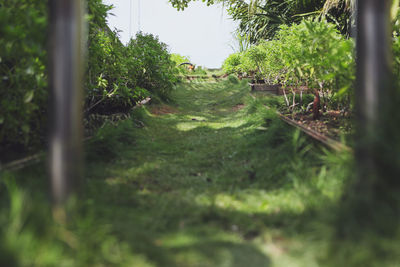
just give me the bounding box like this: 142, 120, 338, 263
138, 0, 141, 32
129, 0, 133, 38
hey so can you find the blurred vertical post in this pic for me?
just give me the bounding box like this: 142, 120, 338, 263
355, 0, 392, 181
48, 0, 84, 206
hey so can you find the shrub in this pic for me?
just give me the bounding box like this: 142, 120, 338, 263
126, 33, 178, 101
227, 74, 239, 84
222, 19, 355, 111
0, 1, 179, 153
0, 0, 48, 147
222, 53, 243, 75
171, 53, 191, 75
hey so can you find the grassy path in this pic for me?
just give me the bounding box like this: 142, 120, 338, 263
1, 79, 349, 266
82, 79, 346, 267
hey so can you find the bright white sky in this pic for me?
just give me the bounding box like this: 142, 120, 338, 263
103, 0, 237, 68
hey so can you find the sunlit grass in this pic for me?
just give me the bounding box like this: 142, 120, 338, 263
2, 78, 389, 267
176, 118, 247, 131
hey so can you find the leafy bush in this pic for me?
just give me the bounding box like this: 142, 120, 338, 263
244, 45, 268, 80
223, 19, 355, 111
125, 33, 178, 101
276, 20, 355, 108
0, 0, 48, 147
227, 74, 240, 84
392, 14, 400, 80
0, 0, 179, 154
171, 53, 191, 75
171, 53, 190, 66
85, 24, 143, 114
85, 4, 177, 112
222, 53, 243, 75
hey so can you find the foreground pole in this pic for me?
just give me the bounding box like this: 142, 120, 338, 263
48, 0, 84, 206
355, 0, 392, 182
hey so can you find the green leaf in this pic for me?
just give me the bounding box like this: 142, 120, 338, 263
322, 73, 336, 81
296, 67, 303, 77
22, 124, 30, 133
0, 117, 4, 124
24, 90, 34, 103
337, 86, 350, 97
392, 0, 399, 21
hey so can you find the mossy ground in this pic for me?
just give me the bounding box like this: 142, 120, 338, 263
1, 79, 358, 266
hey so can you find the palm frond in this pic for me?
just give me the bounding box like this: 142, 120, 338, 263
322, 0, 354, 14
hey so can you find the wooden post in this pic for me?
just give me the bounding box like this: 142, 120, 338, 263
355, 0, 393, 181
48, 0, 84, 206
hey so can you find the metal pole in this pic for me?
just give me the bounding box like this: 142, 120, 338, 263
355, 0, 393, 182
48, 0, 84, 206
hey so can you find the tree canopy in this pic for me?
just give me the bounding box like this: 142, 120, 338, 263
168, 0, 217, 11
168, 0, 353, 42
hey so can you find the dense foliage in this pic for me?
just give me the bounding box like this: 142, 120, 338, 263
0, 0, 48, 148
0, 0, 179, 154
169, 0, 353, 42
223, 20, 355, 111
171, 53, 193, 75
393, 13, 400, 79
168, 0, 216, 10
226, 0, 327, 43
86, 30, 177, 114
85, 0, 179, 112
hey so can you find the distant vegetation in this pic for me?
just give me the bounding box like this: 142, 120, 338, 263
0, 0, 180, 156
223, 20, 354, 113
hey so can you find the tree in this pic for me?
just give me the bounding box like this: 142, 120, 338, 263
169, 0, 356, 42
168, 0, 217, 10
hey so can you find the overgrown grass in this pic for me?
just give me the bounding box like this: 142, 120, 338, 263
0, 79, 395, 266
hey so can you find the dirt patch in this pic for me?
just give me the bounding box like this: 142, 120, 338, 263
289, 110, 352, 140
232, 104, 245, 112
150, 105, 178, 115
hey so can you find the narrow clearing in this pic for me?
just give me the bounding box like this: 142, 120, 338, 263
83, 79, 345, 266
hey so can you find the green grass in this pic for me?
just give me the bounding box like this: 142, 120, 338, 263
1, 79, 391, 266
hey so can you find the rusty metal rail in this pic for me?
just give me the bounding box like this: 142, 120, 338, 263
250, 92, 351, 152
0, 153, 46, 172
276, 113, 352, 152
